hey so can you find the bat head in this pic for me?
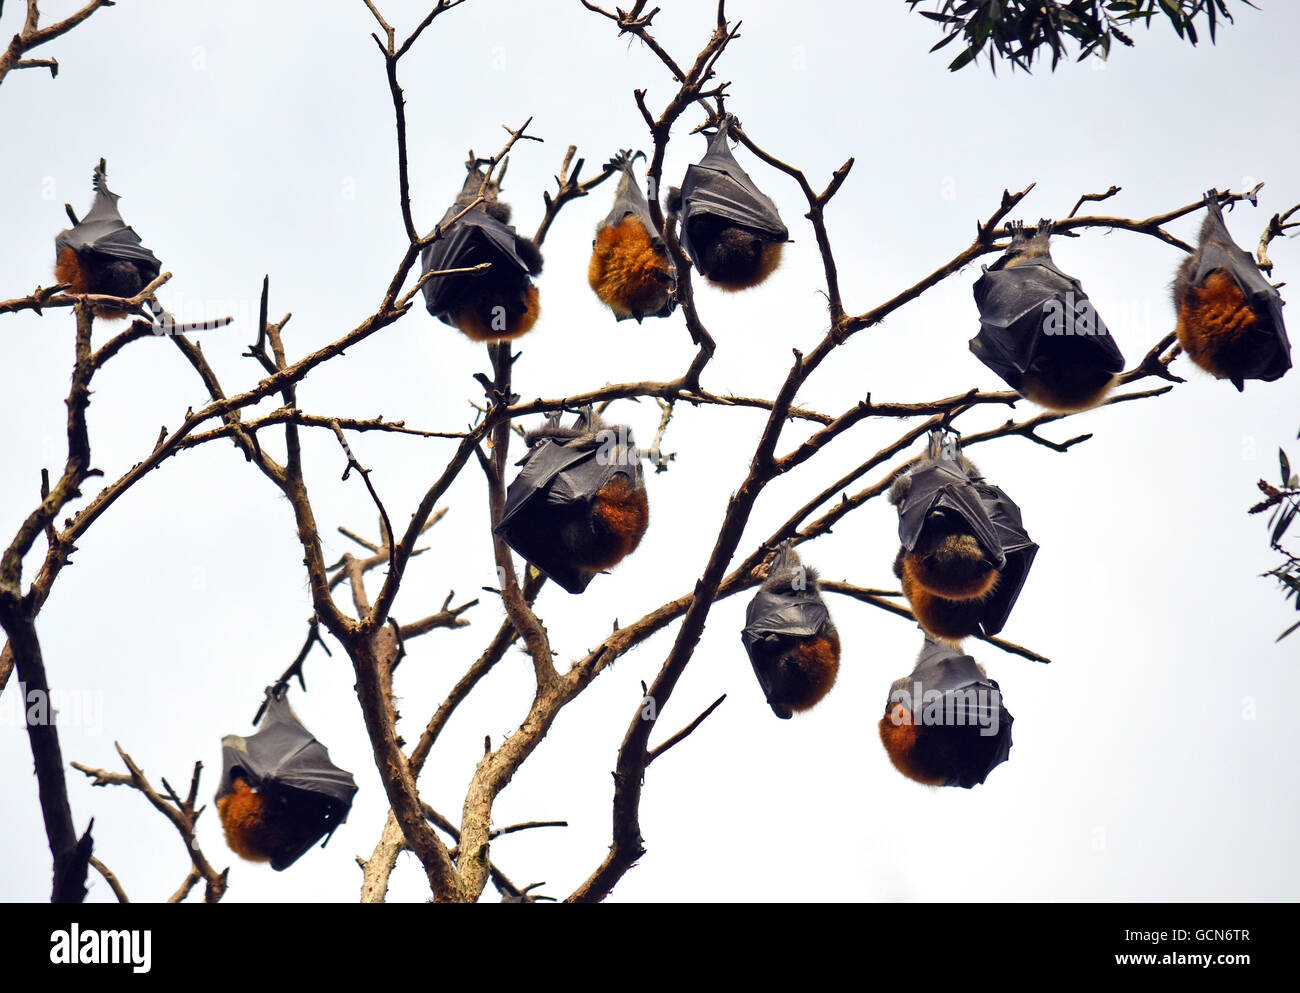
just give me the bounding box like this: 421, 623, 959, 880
688, 217, 785, 290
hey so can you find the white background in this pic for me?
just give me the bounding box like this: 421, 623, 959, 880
1, 0, 1297, 903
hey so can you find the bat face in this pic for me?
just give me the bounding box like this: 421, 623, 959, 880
893, 452, 1037, 640
970, 220, 1125, 411
676, 116, 788, 291
879, 640, 1013, 788
496, 412, 649, 594
421, 166, 544, 341
1172, 194, 1291, 390
588, 156, 677, 322
54, 161, 161, 320
741, 543, 841, 718
216, 694, 358, 871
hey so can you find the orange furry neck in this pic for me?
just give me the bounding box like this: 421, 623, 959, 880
217, 779, 276, 863
585, 476, 649, 569
902, 569, 983, 643
784, 633, 841, 713
588, 217, 671, 318
1176, 269, 1261, 380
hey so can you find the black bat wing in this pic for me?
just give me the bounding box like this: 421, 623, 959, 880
1193, 201, 1291, 384
497, 439, 594, 529
895, 459, 1006, 570
420, 209, 533, 321
679, 123, 787, 260
741, 586, 831, 651
971, 482, 1038, 636
970, 259, 1124, 389
55, 186, 161, 272
218, 692, 358, 870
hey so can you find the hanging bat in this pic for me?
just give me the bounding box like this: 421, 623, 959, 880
970, 219, 1125, 411
420, 156, 544, 341
54, 159, 161, 320
216, 690, 358, 870
1172, 190, 1291, 390
878, 637, 1013, 788
740, 542, 841, 719
495, 408, 649, 595
669, 115, 788, 291
889, 431, 1037, 642
588, 150, 677, 322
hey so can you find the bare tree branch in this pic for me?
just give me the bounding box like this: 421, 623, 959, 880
73, 749, 228, 903
0, 0, 116, 88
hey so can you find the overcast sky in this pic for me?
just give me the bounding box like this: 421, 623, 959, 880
1, 0, 1298, 903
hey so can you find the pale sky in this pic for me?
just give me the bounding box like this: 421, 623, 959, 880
1, 0, 1298, 903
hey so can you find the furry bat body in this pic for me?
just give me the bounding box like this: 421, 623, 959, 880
1172, 191, 1291, 390
741, 542, 841, 719
588, 151, 676, 321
